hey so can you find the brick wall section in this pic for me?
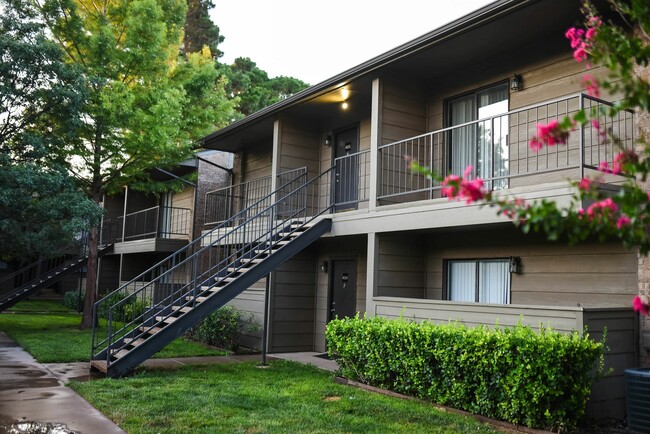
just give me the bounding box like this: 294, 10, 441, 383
193, 152, 232, 239
635, 62, 650, 366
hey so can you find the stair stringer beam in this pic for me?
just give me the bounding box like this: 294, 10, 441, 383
103, 218, 331, 378
0, 244, 112, 312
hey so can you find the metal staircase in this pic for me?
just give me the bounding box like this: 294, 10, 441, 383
90, 169, 334, 377
0, 223, 117, 312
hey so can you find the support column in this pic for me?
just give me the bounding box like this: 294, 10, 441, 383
365, 232, 379, 317
271, 119, 281, 192
368, 78, 381, 211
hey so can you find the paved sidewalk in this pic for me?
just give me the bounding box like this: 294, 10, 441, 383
0, 332, 126, 434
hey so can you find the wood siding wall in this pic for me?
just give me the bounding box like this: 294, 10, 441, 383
424, 228, 637, 308
270, 250, 318, 353
242, 142, 272, 182
279, 119, 320, 179
377, 233, 426, 298
584, 308, 638, 419
226, 280, 265, 351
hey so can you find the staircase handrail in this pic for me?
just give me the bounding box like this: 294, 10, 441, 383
92, 168, 308, 308
91, 167, 332, 361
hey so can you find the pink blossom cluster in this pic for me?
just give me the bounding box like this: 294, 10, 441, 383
633, 295, 650, 316
565, 17, 600, 63
501, 198, 529, 220
529, 120, 570, 151
598, 150, 638, 175
582, 74, 600, 97
441, 166, 486, 204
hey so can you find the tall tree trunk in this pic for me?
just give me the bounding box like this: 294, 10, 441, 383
80, 224, 98, 329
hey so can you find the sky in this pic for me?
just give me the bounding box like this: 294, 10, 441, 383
211, 1, 494, 85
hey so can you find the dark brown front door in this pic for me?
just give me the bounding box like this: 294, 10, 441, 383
333, 126, 359, 210
329, 260, 357, 321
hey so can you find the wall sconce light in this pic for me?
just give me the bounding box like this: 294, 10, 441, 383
320, 261, 328, 273
509, 256, 522, 274
510, 74, 523, 92
324, 135, 332, 147
341, 101, 349, 110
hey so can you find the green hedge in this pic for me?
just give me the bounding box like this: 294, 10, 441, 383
326, 316, 605, 431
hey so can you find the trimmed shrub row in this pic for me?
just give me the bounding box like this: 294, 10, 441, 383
326, 316, 605, 431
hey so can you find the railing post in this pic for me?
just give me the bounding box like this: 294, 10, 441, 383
579, 94, 585, 180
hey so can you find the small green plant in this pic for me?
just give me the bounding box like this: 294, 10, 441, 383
62, 289, 85, 312
326, 316, 606, 431
186, 306, 248, 351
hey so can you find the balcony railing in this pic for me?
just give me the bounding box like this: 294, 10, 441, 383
377, 93, 634, 203
332, 149, 371, 209
104, 206, 192, 242
204, 167, 308, 227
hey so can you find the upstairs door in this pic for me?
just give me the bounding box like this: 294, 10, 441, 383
333, 126, 359, 210
448, 83, 509, 189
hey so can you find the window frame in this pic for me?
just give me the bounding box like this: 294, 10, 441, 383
444, 258, 512, 304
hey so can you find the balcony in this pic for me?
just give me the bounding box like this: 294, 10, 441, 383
104, 206, 193, 254
377, 93, 634, 205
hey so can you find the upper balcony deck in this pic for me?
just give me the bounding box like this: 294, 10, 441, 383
203, 93, 634, 238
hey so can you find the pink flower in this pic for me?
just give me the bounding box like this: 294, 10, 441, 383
585, 27, 597, 40
583, 74, 600, 97
633, 296, 650, 316
586, 197, 618, 219
591, 119, 600, 130
578, 178, 591, 192
441, 166, 486, 204
529, 120, 570, 151
616, 215, 631, 229
647, 192, 650, 202
573, 47, 588, 62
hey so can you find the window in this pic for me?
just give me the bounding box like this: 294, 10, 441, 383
447, 83, 509, 189
447, 259, 511, 304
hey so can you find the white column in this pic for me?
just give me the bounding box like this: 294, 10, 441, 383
368, 77, 381, 211
271, 119, 281, 192
365, 232, 379, 317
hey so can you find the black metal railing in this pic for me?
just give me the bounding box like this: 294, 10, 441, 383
204, 167, 307, 227
91, 168, 332, 367
377, 93, 634, 203
102, 206, 193, 242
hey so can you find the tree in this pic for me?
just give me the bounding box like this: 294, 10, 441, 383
183, 0, 223, 58
413, 0, 650, 315
35, 0, 237, 328
0, 0, 101, 263
219, 57, 309, 117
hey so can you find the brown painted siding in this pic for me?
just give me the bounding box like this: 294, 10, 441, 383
584, 308, 638, 420
269, 250, 318, 353
425, 227, 637, 308
226, 281, 265, 350
242, 142, 272, 182
377, 233, 426, 299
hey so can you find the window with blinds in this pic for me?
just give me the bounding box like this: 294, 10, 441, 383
447, 259, 511, 304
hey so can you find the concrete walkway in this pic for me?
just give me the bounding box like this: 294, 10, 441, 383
0, 332, 126, 434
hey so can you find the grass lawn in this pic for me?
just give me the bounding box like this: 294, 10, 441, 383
70, 360, 502, 434
0, 300, 227, 362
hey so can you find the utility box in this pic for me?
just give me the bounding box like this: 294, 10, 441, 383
625, 368, 650, 433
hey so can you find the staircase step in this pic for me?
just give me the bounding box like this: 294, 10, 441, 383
138, 326, 163, 335
184, 295, 208, 303
239, 257, 264, 265
123, 338, 147, 347
171, 305, 192, 314
111, 349, 130, 359
90, 360, 108, 374
226, 266, 250, 273
155, 316, 178, 324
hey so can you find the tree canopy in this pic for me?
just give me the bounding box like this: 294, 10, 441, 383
0, 0, 101, 263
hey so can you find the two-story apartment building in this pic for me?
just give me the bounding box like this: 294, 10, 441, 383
197, 0, 638, 418
90, 0, 643, 419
